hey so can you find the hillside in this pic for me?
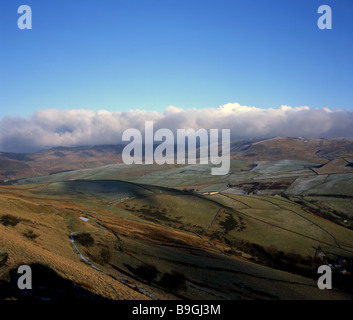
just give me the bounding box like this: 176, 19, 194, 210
1, 137, 353, 181
1, 181, 353, 300
0, 145, 125, 181
231, 137, 353, 161
1, 137, 353, 300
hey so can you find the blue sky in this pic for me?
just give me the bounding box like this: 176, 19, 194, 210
0, 0, 352, 118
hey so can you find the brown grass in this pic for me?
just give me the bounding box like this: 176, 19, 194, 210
0, 188, 149, 300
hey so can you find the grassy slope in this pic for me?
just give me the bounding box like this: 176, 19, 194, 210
0, 186, 148, 300
6, 153, 353, 300
2, 183, 352, 300
210, 193, 353, 258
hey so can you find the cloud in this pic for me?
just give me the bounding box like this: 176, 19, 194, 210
1, 103, 353, 152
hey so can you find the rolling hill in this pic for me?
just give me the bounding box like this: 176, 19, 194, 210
2, 137, 353, 181
1, 137, 353, 300
1, 180, 353, 300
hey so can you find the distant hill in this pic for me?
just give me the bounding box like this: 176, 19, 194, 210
0, 145, 124, 181
231, 137, 353, 161
1, 137, 353, 181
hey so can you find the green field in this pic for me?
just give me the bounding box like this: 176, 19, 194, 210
11, 166, 353, 301
286, 173, 353, 196
210, 193, 353, 258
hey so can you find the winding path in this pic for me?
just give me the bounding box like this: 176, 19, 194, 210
69, 230, 158, 300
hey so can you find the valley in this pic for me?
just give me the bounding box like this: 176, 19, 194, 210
1, 137, 353, 300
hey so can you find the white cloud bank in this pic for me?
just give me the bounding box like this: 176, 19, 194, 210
1, 103, 353, 152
